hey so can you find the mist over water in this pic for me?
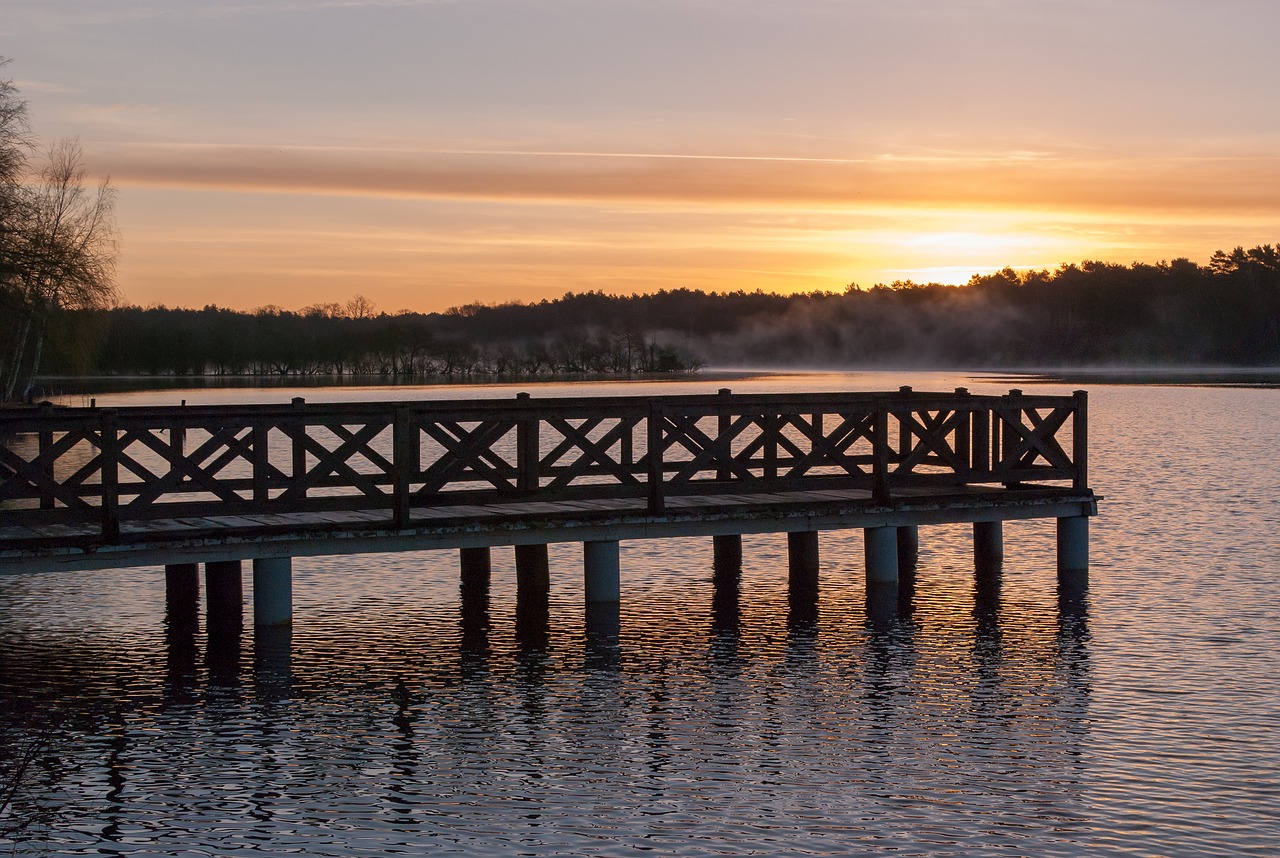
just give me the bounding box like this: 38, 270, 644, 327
2, 371, 1278, 855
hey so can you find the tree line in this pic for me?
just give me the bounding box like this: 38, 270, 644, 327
693, 248, 1280, 368
68, 298, 702, 379
26, 246, 1280, 387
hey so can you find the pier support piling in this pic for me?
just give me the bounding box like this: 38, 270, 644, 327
515, 543, 551, 591
974, 520, 1004, 572
787, 531, 820, 581
460, 546, 491, 591
713, 534, 743, 583
205, 560, 243, 619
515, 543, 550, 649
459, 548, 491, 661
164, 563, 199, 624
896, 525, 919, 570
864, 526, 899, 584
164, 563, 200, 697
204, 560, 243, 684
583, 540, 621, 603
787, 531, 820, 627
252, 557, 293, 627
1057, 515, 1090, 577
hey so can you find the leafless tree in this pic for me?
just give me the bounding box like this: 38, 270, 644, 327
344, 293, 377, 320
2, 138, 119, 401
0, 59, 31, 196
0, 60, 34, 386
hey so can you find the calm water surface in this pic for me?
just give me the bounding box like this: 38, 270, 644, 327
2, 371, 1277, 855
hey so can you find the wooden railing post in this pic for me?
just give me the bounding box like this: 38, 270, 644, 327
291, 397, 307, 497
763, 412, 778, 480
37, 409, 54, 510
1001, 389, 1022, 485
393, 405, 412, 529
516, 392, 539, 492
620, 413, 634, 468
954, 387, 972, 479
973, 402, 991, 475
717, 388, 732, 481
1073, 389, 1088, 491
897, 387, 913, 473
99, 408, 120, 544
252, 421, 269, 503
169, 406, 186, 486
647, 401, 665, 514
872, 398, 890, 503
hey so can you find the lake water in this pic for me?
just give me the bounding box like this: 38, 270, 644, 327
2, 371, 1278, 855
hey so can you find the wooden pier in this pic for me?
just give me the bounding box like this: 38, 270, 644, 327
0, 387, 1097, 627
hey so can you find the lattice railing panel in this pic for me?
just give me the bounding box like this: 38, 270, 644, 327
0, 388, 1088, 543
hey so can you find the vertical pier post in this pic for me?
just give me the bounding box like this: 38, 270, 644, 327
515, 543, 550, 589
205, 560, 243, 620
584, 541, 622, 669
252, 557, 293, 627
164, 563, 200, 698
787, 531, 819, 632
787, 531, 820, 584
1057, 516, 1089, 578
896, 525, 919, 571
460, 546, 491, 591
712, 532, 742, 638
974, 520, 1004, 571
713, 534, 743, 583
165, 563, 199, 623
864, 526, 899, 584
583, 540, 621, 603
204, 560, 243, 684
516, 392, 539, 491
515, 543, 550, 649
459, 547, 491, 663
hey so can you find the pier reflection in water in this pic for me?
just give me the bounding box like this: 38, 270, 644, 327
0, 530, 1097, 854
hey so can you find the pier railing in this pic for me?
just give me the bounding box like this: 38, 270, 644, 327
0, 388, 1087, 543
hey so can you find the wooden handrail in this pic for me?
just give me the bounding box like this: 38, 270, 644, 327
0, 389, 1090, 542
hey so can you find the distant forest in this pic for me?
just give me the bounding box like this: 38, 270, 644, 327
22, 245, 1280, 381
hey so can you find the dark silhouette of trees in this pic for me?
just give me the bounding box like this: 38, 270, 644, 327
33, 246, 1280, 389
65, 296, 704, 382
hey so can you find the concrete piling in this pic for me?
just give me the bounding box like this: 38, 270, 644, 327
583, 540, 621, 603
252, 557, 293, 627
974, 520, 1004, 571
864, 526, 899, 584
1057, 515, 1089, 577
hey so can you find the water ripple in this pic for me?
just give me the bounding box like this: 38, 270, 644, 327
2, 376, 1279, 855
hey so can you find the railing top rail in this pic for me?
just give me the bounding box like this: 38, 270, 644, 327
0, 388, 1082, 426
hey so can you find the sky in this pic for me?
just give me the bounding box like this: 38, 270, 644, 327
5, 0, 1280, 313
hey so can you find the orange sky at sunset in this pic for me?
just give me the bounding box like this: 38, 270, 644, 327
7, 0, 1280, 312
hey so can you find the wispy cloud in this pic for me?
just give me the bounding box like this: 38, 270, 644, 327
12, 78, 79, 94
93, 141, 1280, 216
3, 0, 460, 32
